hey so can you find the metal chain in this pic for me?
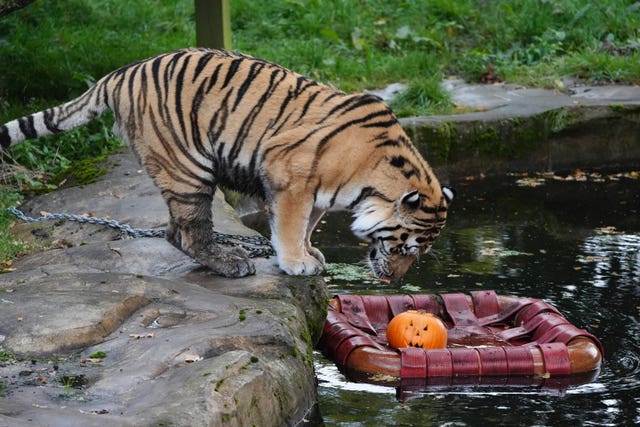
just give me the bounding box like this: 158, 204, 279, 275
5, 206, 274, 258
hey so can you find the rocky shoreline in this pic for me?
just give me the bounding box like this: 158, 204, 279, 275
0, 148, 327, 426
2, 81, 639, 426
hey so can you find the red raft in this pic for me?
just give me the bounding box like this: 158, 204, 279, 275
319, 291, 603, 384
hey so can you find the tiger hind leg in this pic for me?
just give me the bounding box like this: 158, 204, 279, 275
165, 192, 255, 277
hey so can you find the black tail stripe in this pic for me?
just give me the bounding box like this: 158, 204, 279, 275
43, 109, 61, 134
0, 126, 10, 148
18, 116, 37, 140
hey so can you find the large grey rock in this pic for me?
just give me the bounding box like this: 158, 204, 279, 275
402, 81, 640, 176
0, 148, 327, 426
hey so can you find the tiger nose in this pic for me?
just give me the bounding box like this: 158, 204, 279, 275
391, 254, 417, 278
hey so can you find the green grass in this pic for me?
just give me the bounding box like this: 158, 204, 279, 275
0, 0, 193, 102
0, 0, 639, 263
0, 190, 24, 267
231, 0, 640, 101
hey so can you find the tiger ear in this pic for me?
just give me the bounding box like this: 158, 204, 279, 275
400, 190, 421, 211
442, 186, 456, 204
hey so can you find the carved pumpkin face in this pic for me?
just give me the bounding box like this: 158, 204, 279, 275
387, 310, 448, 349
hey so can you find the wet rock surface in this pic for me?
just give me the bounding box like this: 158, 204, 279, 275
400, 81, 640, 177
0, 148, 327, 426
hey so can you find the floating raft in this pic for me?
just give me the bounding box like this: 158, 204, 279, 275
319, 291, 603, 383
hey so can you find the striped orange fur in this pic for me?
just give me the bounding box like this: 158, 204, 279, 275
1, 49, 453, 278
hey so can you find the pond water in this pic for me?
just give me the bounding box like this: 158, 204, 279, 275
312, 171, 640, 426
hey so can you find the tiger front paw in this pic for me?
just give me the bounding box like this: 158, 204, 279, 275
194, 245, 256, 278
307, 246, 326, 264
278, 254, 324, 276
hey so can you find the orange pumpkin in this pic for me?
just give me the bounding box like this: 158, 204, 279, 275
386, 310, 448, 349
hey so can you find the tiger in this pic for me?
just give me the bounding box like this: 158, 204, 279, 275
0, 48, 454, 279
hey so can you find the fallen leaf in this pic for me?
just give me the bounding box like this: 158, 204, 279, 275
515, 177, 546, 187
480, 247, 497, 256
595, 226, 618, 235
128, 333, 154, 339
184, 354, 203, 363
368, 373, 396, 382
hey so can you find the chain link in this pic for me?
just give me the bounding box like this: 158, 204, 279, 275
6, 206, 274, 258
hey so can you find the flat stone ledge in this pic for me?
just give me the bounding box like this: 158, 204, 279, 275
0, 148, 327, 427
400, 82, 640, 177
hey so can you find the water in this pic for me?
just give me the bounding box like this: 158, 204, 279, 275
312, 172, 640, 426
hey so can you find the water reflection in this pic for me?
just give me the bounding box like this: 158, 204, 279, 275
313, 174, 640, 426
581, 232, 640, 289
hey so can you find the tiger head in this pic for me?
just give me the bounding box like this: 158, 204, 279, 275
351, 186, 454, 280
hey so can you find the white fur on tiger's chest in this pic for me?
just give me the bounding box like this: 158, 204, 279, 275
314, 188, 361, 211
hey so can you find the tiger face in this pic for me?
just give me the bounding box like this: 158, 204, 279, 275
351, 187, 455, 280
